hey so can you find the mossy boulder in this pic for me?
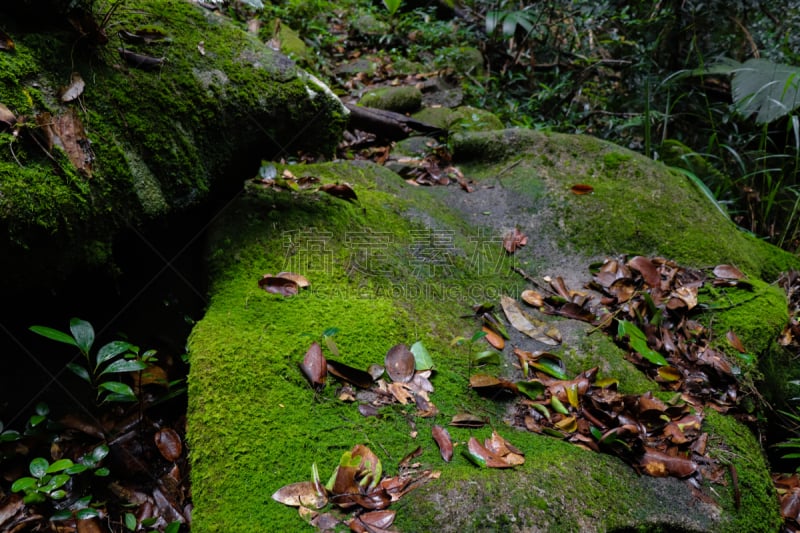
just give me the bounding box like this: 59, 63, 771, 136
0, 0, 347, 288
187, 130, 796, 531
359, 85, 423, 113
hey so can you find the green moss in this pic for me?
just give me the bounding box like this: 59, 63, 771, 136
359, 85, 422, 113
704, 410, 783, 532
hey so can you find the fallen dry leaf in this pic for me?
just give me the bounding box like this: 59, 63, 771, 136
432, 425, 453, 462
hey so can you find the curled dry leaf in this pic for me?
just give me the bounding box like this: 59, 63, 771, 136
502, 227, 528, 253
259, 274, 299, 297
358, 509, 396, 529
60, 72, 86, 102
0, 28, 14, 51
432, 425, 453, 462
570, 184, 594, 195
275, 271, 310, 288
300, 342, 327, 389
726, 330, 746, 353
154, 427, 182, 462
713, 264, 745, 280
272, 481, 328, 509
520, 289, 544, 307
481, 326, 505, 350
0, 103, 15, 130
449, 412, 487, 428
500, 295, 561, 345
638, 447, 697, 478
627, 256, 661, 288
385, 344, 415, 383
118, 48, 165, 71
320, 182, 358, 202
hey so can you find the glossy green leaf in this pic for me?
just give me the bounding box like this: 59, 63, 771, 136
76, 508, 100, 520
164, 521, 181, 533
34, 402, 49, 416
516, 381, 545, 400
100, 359, 147, 375
50, 509, 74, 521
65, 463, 89, 475
96, 340, 135, 366
530, 402, 551, 420
470, 330, 488, 343
46, 459, 74, 473
529, 358, 568, 380
29, 414, 46, 428
91, 444, 110, 463
11, 476, 37, 492
550, 395, 569, 415
94, 467, 110, 477
99, 381, 136, 396
44, 474, 70, 491
67, 362, 91, 383
472, 350, 501, 365
0, 429, 20, 442
618, 320, 668, 366
29, 457, 49, 479
410, 341, 434, 370
125, 512, 137, 530
69, 318, 94, 354
29, 325, 77, 347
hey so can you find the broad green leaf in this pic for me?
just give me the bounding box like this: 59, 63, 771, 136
67, 362, 91, 383
550, 395, 568, 415
100, 359, 147, 375
29, 325, 77, 347
69, 318, 94, 354
470, 330, 488, 343
629, 336, 669, 366
29, 457, 49, 478
76, 508, 101, 520
28, 414, 46, 428
23, 492, 46, 504
164, 521, 181, 533
96, 340, 135, 366
65, 463, 89, 475
43, 474, 70, 491
11, 476, 37, 492
103, 392, 137, 403
46, 459, 74, 473
90, 444, 110, 463
94, 467, 110, 477
50, 489, 67, 500
516, 381, 545, 400
410, 341, 434, 370
125, 512, 137, 530
51, 509, 74, 521
731, 58, 800, 124
529, 358, 568, 380
98, 381, 135, 396
0, 429, 20, 442
472, 351, 501, 365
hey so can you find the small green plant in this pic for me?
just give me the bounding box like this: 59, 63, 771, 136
30, 318, 147, 404
11, 444, 108, 505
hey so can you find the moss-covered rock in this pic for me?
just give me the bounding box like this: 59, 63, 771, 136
359, 85, 423, 113
0, 0, 347, 288
188, 131, 796, 531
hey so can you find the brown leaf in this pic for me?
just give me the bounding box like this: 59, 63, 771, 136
77, 518, 105, 533
259, 274, 299, 296
0, 103, 16, 130
503, 227, 528, 253
449, 412, 487, 428
627, 256, 661, 287
520, 289, 544, 307
276, 271, 310, 288
272, 481, 328, 508
399, 446, 423, 468
37, 109, 94, 177
320, 182, 358, 202
713, 264, 745, 280
432, 425, 453, 462
0, 28, 15, 51
570, 183, 594, 194
467, 436, 513, 468
60, 72, 86, 102
387, 382, 414, 404
469, 373, 518, 395
482, 326, 505, 350
300, 342, 327, 389
118, 48, 165, 71
638, 448, 697, 478
385, 344, 415, 383
726, 330, 746, 353
154, 427, 182, 462
358, 509, 396, 529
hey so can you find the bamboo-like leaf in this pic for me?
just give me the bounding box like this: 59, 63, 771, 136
29, 325, 77, 347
